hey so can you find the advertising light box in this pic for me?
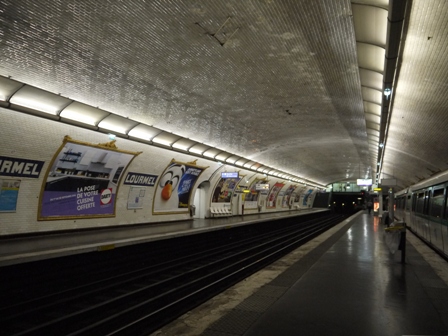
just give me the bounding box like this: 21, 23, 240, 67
357, 178, 372, 186
221, 172, 239, 178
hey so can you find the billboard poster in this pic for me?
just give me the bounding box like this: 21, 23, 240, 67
293, 185, 307, 204
282, 185, 297, 208
153, 159, 208, 214
0, 179, 21, 212
244, 179, 268, 209
266, 182, 285, 208
303, 189, 314, 206
212, 176, 242, 203
38, 136, 140, 220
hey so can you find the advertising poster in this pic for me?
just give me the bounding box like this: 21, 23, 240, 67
293, 185, 307, 204
282, 185, 297, 208
303, 189, 314, 206
0, 179, 21, 212
38, 136, 140, 220
244, 179, 268, 209
212, 176, 242, 203
266, 182, 285, 208
153, 159, 208, 214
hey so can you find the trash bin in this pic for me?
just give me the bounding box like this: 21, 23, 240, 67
189, 205, 196, 217
384, 221, 406, 263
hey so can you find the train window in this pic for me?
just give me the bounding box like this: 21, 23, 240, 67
406, 195, 411, 211
424, 190, 431, 215
445, 187, 448, 220
415, 192, 425, 214
412, 193, 417, 212
430, 188, 444, 218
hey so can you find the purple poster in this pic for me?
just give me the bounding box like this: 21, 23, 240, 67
38, 136, 139, 220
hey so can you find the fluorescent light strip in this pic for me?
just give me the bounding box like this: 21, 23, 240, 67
0, 76, 326, 188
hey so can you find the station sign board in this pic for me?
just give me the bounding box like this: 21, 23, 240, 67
357, 178, 372, 186
255, 183, 270, 191
221, 172, 239, 178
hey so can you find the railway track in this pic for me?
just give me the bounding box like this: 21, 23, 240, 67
0, 213, 345, 336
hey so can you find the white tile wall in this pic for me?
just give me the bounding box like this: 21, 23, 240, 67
0, 108, 311, 236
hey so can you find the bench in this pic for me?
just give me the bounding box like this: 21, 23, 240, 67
210, 207, 232, 217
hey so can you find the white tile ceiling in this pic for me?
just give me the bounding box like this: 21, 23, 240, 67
0, 0, 445, 190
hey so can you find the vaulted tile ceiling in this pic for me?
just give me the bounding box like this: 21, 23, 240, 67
0, 0, 447, 191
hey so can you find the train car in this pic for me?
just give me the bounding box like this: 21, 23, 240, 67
395, 170, 448, 259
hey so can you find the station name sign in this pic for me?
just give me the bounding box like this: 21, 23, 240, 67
124, 172, 158, 186
0, 155, 45, 178
221, 172, 239, 178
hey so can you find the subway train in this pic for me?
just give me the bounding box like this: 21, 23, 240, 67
395, 170, 448, 259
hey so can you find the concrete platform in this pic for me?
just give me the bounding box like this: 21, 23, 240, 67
153, 211, 448, 336
0, 208, 327, 266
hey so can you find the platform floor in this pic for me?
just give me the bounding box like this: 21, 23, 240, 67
153, 212, 448, 336
0, 208, 326, 266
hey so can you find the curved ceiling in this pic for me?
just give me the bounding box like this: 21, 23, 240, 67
0, 0, 447, 191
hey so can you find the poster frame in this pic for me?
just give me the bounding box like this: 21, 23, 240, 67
152, 159, 208, 215
38, 135, 141, 221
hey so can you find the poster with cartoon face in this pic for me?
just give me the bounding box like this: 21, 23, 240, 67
153, 160, 207, 214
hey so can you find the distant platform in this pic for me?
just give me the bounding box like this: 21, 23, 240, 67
0, 208, 328, 266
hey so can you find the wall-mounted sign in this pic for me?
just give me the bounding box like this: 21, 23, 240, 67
255, 183, 270, 190
127, 186, 146, 209
373, 188, 382, 191
221, 172, 239, 178
357, 178, 372, 186
38, 136, 141, 220
124, 172, 158, 186
0, 156, 44, 178
381, 178, 397, 186
153, 159, 208, 214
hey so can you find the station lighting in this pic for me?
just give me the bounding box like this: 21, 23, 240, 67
0, 75, 330, 189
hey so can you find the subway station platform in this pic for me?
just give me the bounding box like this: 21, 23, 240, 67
0, 208, 327, 266
154, 211, 448, 336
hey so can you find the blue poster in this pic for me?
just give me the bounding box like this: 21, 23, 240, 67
0, 179, 21, 212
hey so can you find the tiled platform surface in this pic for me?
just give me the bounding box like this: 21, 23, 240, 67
201, 213, 448, 336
